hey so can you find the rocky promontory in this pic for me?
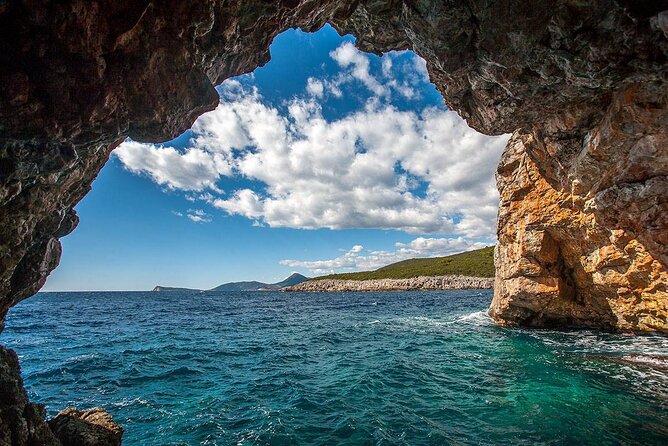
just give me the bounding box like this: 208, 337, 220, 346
49, 408, 123, 446
286, 275, 494, 292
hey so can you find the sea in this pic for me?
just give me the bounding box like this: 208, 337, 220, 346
1, 290, 667, 445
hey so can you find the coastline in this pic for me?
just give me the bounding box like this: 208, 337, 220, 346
285, 275, 494, 292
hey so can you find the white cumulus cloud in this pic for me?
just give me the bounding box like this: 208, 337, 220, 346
113, 45, 510, 239
329, 41, 388, 97
114, 141, 229, 192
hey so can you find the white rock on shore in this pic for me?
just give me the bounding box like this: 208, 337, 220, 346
284, 275, 494, 292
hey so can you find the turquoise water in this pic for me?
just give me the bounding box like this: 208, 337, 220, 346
2, 290, 667, 445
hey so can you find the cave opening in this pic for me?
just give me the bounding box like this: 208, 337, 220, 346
0, 2, 666, 444
42, 24, 507, 293
2, 24, 512, 444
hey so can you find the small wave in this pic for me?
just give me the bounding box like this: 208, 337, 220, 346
397, 316, 448, 328
118, 366, 203, 386
112, 397, 150, 408
65, 353, 102, 363
358, 316, 451, 332
378, 316, 453, 333
7, 322, 59, 331
453, 310, 493, 325
524, 329, 668, 356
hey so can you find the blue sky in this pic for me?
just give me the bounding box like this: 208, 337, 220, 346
44, 25, 508, 291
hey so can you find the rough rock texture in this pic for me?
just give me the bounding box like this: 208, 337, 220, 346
0, 0, 667, 443
0, 344, 121, 446
48, 408, 122, 446
0, 346, 60, 446
491, 125, 667, 331
286, 275, 494, 292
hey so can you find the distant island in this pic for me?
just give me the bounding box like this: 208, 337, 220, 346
153, 247, 495, 293
152, 273, 309, 292
286, 246, 495, 292
152, 286, 201, 292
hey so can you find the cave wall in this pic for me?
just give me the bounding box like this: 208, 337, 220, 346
0, 0, 666, 442
491, 82, 667, 331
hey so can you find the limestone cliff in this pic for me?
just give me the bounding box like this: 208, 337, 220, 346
491, 123, 667, 331
286, 275, 493, 292
0, 0, 667, 443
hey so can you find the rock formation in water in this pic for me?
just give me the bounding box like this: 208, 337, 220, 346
0, 346, 121, 446
0, 0, 666, 442
0, 346, 60, 445
151, 286, 201, 293
286, 275, 493, 292
492, 123, 667, 331
48, 408, 123, 446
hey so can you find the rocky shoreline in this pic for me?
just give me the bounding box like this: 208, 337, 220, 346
0, 346, 122, 446
285, 275, 494, 292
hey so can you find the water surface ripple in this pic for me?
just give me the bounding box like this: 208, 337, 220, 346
2, 290, 667, 445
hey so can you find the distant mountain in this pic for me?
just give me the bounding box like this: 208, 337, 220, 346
153, 273, 309, 292
210, 273, 309, 291
272, 273, 309, 288
152, 286, 201, 292
210, 280, 268, 292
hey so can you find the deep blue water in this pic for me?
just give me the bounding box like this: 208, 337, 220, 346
2, 290, 668, 445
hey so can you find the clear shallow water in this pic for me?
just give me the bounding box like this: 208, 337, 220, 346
2, 290, 668, 445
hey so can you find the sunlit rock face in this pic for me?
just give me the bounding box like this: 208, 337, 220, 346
48, 408, 123, 446
492, 120, 667, 332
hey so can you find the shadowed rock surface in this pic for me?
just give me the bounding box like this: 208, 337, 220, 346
286, 275, 493, 292
0, 346, 60, 446
0, 0, 667, 443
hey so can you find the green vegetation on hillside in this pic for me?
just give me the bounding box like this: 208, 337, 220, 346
317, 246, 495, 280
